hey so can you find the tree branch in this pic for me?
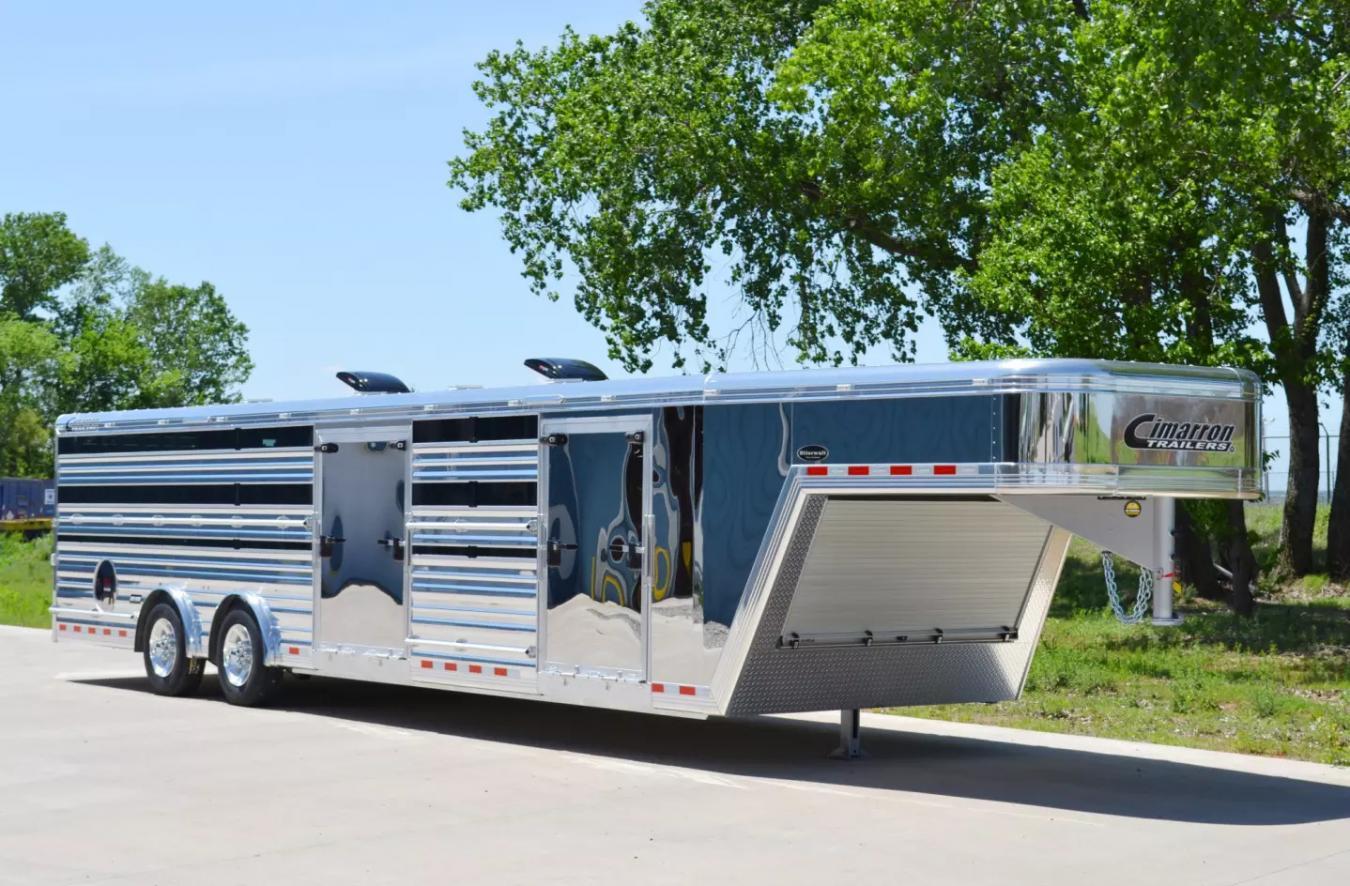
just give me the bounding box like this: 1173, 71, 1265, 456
1302, 204, 1332, 343
1292, 187, 1350, 225
1251, 223, 1291, 347
797, 180, 977, 274
1269, 211, 1306, 312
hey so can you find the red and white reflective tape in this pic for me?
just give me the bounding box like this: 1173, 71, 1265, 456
802, 463, 976, 478
651, 682, 709, 698
56, 622, 129, 638
417, 659, 516, 679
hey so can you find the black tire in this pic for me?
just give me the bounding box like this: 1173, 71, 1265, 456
215, 608, 282, 707
141, 602, 204, 697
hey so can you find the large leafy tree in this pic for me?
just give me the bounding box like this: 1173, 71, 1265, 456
449, 0, 1052, 370
0, 214, 254, 474
127, 280, 252, 407
0, 318, 61, 476
0, 212, 90, 320
452, 0, 1346, 595
925, 0, 1348, 584
53, 250, 253, 415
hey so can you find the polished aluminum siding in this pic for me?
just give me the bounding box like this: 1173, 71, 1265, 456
724, 495, 1069, 715
52, 447, 316, 658
781, 499, 1051, 642
56, 448, 314, 485
406, 437, 539, 685
411, 441, 539, 483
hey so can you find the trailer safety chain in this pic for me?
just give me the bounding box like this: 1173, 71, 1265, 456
1101, 551, 1153, 625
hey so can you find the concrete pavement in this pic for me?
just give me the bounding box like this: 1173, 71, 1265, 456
1, 625, 1347, 885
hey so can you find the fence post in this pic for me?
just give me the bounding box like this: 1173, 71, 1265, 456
1322, 423, 1332, 505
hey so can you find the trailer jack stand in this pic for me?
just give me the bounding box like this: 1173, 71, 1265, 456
828, 708, 866, 760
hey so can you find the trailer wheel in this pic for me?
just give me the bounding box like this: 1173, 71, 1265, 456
142, 603, 204, 697
215, 608, 281, 707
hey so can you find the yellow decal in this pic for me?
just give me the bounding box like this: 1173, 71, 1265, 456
653, 546, 672, 601
603, 572, 626, 607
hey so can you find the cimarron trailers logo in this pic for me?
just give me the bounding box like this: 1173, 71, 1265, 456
1123, 413, 1237, 453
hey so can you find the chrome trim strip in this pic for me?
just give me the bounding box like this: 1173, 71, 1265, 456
406, 637, 535, 657
50, 606, 136, 622
411, 442, 538, 455
61, 515, 309, 528
57, 446, 314, 463
59, 473, 314, 485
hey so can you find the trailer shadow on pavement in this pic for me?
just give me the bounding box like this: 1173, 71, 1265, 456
76, 673, 1350, 827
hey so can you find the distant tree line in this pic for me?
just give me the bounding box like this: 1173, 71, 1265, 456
0, 211, 252, 476
450, 0, 1348, 609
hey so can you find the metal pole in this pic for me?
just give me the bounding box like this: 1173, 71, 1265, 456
829, 708, 864, 760
1151, 498, 1182, 626
1321, 423, 1331, 505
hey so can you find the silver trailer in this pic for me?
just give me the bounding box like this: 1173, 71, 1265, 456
51, 359, 1260, 750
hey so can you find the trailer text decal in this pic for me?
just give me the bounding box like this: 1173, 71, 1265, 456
1123, 413, 1236, 453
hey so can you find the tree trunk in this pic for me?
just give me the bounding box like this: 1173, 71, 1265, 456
1327, 370, 1350, 580
1278, 382, 1320, 576
1170, 231, 1259, 614
1225, 500, 1257, 616
1175, 503, 1222, 600
1251, 207, 1326, 579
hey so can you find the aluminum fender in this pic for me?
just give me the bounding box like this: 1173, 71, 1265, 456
228, 592, 284, 667
137, 587, 206, 660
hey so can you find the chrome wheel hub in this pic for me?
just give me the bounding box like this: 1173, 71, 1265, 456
222, 623, 255, 688
148, 617, 178, 678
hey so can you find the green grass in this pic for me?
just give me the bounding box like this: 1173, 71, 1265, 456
0, 532, 53, 628
3, 504, 1347, 763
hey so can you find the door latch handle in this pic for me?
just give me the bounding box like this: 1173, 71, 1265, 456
319, 535, 345, 558
546, 540, 578, 567
376, 537, 405, 561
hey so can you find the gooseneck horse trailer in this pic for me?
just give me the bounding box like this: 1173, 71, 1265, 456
51, 359, 1260, 751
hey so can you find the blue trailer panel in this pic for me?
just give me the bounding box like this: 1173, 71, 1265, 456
0, 477, 55, 523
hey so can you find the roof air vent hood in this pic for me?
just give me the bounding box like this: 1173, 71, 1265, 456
524, 358, 607, 382
336, 371, 412, 394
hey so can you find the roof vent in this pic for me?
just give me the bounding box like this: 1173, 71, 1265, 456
336, 371, 412, 394
524, 358, 607, 382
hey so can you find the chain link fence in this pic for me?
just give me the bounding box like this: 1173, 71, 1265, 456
1263, 431, 1338, 502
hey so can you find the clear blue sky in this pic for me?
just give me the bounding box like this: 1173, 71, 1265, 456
0, 2, 1326, 488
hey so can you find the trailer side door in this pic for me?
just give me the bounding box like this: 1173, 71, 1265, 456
540, 415, 653, 682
